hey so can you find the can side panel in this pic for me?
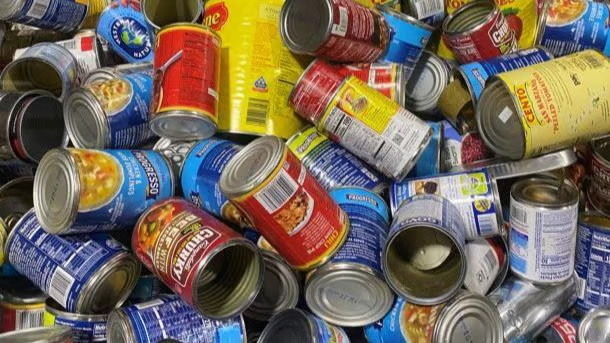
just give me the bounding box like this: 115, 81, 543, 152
0, 305, 44, 333
97, 4, 155, 63
9, 0, 87, 33
575, 223, 610, 314
311, 314, 351, 342
52, 315, 107, 342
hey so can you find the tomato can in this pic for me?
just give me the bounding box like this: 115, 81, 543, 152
132, 198, 264, 319
404, 51, 452, 119
279, 0, 391, 63
442, 0, 518, 64
587, 137, 610, 216
43, 299, 107, 343
33, 149, 174, 234
0, 277, 46, 333
258, 309, 350, 343
107, 295, 247, 343
0, 326, 72, 342
141, 0, 203, 30
5, 209, 140, 314
464, 236, 508, 295
477, 50, 610, 160
83, 62, 153, 86
334, 63, 406, 106
578, 307, 610, 343
220, 135, 350, 271
0, 0, 87, 33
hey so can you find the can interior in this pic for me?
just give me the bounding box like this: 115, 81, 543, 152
258, 309, 312, 343
196, 243, 262, 318
1, 60, 63, 98
143, 0, 201, 29
446, 3, 493, 34
84, 260, 134, 314
281, 0, 330, 53
18, 96, 66, 162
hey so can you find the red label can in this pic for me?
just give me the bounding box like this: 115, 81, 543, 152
334, 63, 404, 105
442, 0, 517, 64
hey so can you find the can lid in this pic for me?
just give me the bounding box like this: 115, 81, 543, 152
64, 88, 110, 149
578, 308, 610, 343
258, 309, 315, 343
33, 149, 80, 234
511, 177, 579, 209
433, 291, 504, 343
405, 51, 451, 115
150, 111, 217, 141
106, 309, 137, 343
305, 262, 394, 327
482, 149, 577, 180
279, 0, 332, 55
0, 277, 46, 305
220, 136, 285, 199
0, 326, 72, 343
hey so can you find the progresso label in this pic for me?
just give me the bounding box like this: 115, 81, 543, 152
9, 0, 87, 33
575, 220, 610, 314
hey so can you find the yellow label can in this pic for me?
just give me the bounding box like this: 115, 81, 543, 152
82, 0, 112, 29
495, 0, 538, 50
353, 0, 401, 10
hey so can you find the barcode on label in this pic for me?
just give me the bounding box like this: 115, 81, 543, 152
59, 40, 77, 50
15, 310, 43, 330
477, 213, 497, 234
583, 53, 604, 69
26, 0, 51, 19
246, 98, 269, 126
511, 205, 527, 223
49, 268, 75, 308
331, 7, 349, 37
414, 0, 443, 19
482, 249, 498, 273
577, 276, 586, 299
255, 169, 298, 213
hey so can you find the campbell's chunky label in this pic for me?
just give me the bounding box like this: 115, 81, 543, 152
496, 50, 610, 158
230, 149, 349, 270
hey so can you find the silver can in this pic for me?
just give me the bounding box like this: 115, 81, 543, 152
578, 307, 610, 343
383, 194, 466, 306
141, 0, 203, 30
0, 326, 72, 343
44, 299, 108, 343
404, 51, 452, 118
258, 308, 350, 343
83, 63, 153, 86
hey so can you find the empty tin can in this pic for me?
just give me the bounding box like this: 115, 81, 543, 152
404, 50, 452, 119
106, 295, 247, 343
83, 62, 153, 86
588, 137, 610, 216
257, 308, 350, 343
578, 307, 610, 343
0, 0, 87, 33
132, 198, 264, 319
0, 326, 72, 342
220, 136, 350, 271
442, 0, 517, 64
279, 0, 391, 63
150, 24, 221, 141
383, 194, 467, 305
509, 177, 579, 284
5, 209, 140, 314
305, 187, 394, 327
43, 299, 107, 343
64, 72, 155, 149
141, 0, 203, 30
464, 236, 509, 295
0, 277, 46, 333
334, 63, 406, 106
33, 149, 174, 234
286, 126, 386, 193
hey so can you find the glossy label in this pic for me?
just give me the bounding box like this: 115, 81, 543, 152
0, 303, 44, 333
381, 10, 431, 77
441, 122, 494, 172
43, 311, 107, 343
312, 315, 351, 343
10, 0, 87, 33
537, 316, 578, 343
6, 211, 129, 312
575, 220, 610, 314
335, 63, 401, 103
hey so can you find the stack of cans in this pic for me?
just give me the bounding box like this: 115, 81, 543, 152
0, 0, 609, 343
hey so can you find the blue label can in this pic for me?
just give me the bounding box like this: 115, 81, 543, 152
1, 0, 87, 33
106, 295, 246, 343
5, 210, 141, 314
33, 149, 175, 235
457, 47, 553, 103
407, 121, 443, 178
44, 299, 108, 343
539, 0, 610, 57
97, 1, 155, 63
257, 308, 350, 343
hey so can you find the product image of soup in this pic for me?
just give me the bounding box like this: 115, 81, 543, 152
547, 0, 588, 26
71, 149, 124, 211
400, 302, 442, 343
88, 78, 133, 114
137, 202, 175, 254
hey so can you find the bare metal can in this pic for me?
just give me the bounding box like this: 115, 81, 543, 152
141, 0, 203, 30
258, 308, 350, 343
578, 307, 610, 343
404, 50, 452, 119
0, 326, 72, 343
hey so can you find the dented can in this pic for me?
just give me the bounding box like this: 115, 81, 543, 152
0, 277, 46, 333
43, 299, 108, 343
441, 122, 495, 172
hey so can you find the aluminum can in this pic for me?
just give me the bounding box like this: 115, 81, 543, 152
477, 50, 610, 160
43, 299, 107, 343
536, 315, 579, 343
578, 307, 610, 343
404, 51, 452, 119
0, 326, 72, 342
220, 136, 350, 271
141, 0, 202, 30
0, 277, 46, 333
390, 168, 503, 239
402, 0, 446, 27
258, 309, 350, 343
33, 149, 174, 234
5, 209, 140, 314
150, 24, 221, 141
305, 187, 394, 327
383, 194, 466, 305
106, 295, 247, 343
464, 235, 509, 295
97, 1, 155, 63
153, 138, 196, 178
64, 72, 155, 150
509, 177, 579, 284
0, 0, 87, 33
83, 62, 153, 86
442, 0, 518, 64
441, 122, 494, 172
132, 198, 264, 319
286, 126, 387, 193
334, 63, 406, 106
588, 137, 610, 215
279, 0, 391, 63
488, 275, 577, 342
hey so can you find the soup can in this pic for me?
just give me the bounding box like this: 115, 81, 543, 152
150, 24, 221, 141
153, 139, 196, 177
578, 307, 610, 343
0, 0, 87, 33
286, 126, 387, 193
404, 50, 452, 119
305, 187, 393, 327
33, 148, 174, 234
538, 0, 610, 58
575, 213, 610, 315
509, 177, 579, 284
244, 251, 301, 322
383, 194, 467, 305
0, 90, 68, 164
334, 63, 406, 106
258, 309, 349, 343
0, 42, 78, 101
125, 272, 168, 305
132, 198, 264, 319
106, 295, 247, 343
180, 138, 251, 228
5, 209, 140, 314
0, 277, 46, 333
588, 137, 610, 215
477, 50, 610, 160
97, 1, 155, 63
390, 169, 503, 239
279, 0, 391, 63
464, 236, 509, 296
43, 299, 107, 343
402, 0, 445, 27
83, 62, 153, 86
442, 0, 517, 64
220, 136, 350, 271
141, 0, 202, 30
64, 72, 155, 150
0, 326, 72, 342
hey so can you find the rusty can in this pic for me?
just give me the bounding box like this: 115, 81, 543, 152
334, 62, 406, 106
132, 198, 264, 319
442, 0, 517, 64
587, 137, 610, 216
220, 135, 350, 271
141, 0, 203, 30
279, 0, 391, 63
150, 23, 221, 141
0, 277, 46, 333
